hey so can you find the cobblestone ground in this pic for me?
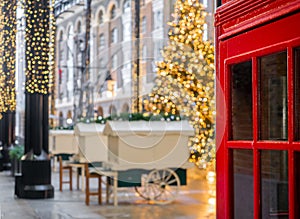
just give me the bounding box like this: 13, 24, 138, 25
0, 165, 216, 219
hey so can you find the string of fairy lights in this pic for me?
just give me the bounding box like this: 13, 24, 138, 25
0, 0, 55, 119
0, 0, 17, 119
25, 0, 54, 95
147, 0, 215, 168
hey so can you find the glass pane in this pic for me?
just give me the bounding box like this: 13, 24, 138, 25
231, 61, 253, 140
259, 52, 287, 140
295, 152, 300, 218
233, 149, 253, 219
294, 48, 300, 140
261, 150, 288, 218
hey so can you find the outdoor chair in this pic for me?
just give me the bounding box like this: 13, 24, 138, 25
59, 155, 73, 191
85, 162, 103, 205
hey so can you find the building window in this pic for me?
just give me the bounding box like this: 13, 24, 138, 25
112, 54, 118, 69
123, 23, 131, 41
111, 28, 118, 44
109, 105, 117, 116
154, 41, 163, 61
141, 16, 146, 33
142, 45, 147, 61
99, 34, 105, 48
77, 21, 82, 33
58, 31, 64, 61
203, 0, 208, 8
123, 0, 130, 12
111, 5, 116, 19
98, 10, 104, 24
155, 11, 162, 29
67, 25, 74, 60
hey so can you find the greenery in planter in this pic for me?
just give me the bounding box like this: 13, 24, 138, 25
104, 112, 182, 122
9, 145, 24, 160
50, 113, 183, 129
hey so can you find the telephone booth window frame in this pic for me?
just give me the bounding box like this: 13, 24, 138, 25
217, 10, 300, 219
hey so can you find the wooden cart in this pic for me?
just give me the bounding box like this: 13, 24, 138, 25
97, 120, 194, 205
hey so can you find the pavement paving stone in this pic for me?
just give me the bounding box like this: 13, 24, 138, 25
0, 166, 216, 219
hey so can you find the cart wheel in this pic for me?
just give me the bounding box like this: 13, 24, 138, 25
145, 168, 180, 205
135, 174, 151, 200
134, 186, 150, 200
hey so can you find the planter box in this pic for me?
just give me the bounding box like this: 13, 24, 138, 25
49, 130, 78, 155
74, 123, 107, 163
103, 120, 194, 170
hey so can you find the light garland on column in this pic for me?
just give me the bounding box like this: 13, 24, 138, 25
25, 0, 53, 94
0, 0, 17, 119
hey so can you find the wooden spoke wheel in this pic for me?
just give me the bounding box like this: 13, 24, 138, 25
144, 168, 180, 205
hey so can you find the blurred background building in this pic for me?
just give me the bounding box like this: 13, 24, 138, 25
51, 0, 215, 127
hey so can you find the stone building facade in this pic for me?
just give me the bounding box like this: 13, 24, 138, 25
53, 0, 214, 127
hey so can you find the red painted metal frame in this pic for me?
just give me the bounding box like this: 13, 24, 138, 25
215, 0, 300, 218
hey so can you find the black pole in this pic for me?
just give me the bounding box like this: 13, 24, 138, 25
0, 112, 15, 170
132, 0, 140, 113
85, 0, 93, 119
15, 0, 54, 199
43, 95, 49, 154
136, 0, 140, 113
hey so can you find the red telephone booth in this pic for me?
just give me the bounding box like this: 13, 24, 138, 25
215, 0, 300, 218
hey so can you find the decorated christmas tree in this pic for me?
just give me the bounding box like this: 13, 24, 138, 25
146, 0, 215, 168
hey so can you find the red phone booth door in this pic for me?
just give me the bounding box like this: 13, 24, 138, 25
217, 9, 300, 219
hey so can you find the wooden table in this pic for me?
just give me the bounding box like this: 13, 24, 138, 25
67, 162, 86, 192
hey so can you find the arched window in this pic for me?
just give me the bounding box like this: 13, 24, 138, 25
77, 21, 82, 33
67, 25, 74, 60
109, 105, 117, 116
154, 11, 162, 29
59, 111, 64, 127
110, 5, 116, 19
111, 28, 118, 43
58, 31, 64, 61
97, 106, 104, 117
123, 0, 130, 12
141, 16, 146, 33
67, 110, 72, 118
98, 10, 104, 24
99, 34, 105, 48
59, 31, 63, 41
122, 103, 129, 113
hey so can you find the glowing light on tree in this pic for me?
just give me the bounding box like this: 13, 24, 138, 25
147, 0, 215, 168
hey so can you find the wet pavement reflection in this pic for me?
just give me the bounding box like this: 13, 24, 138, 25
0, 166, 216, 219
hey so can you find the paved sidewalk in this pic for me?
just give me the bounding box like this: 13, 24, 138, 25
0, 166, 216, 219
